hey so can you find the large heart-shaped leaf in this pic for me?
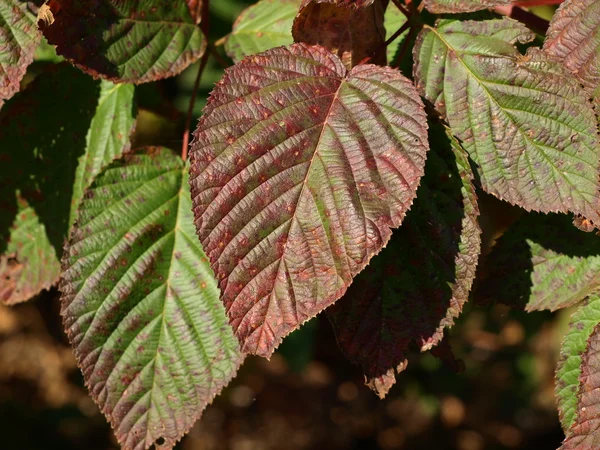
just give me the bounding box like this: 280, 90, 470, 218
190, 43, 429, 358
544, 0, 600, 99
61, 147, 242, 450
556, 294, 600, 433
561, 321, 600, 449
41, 0, 206, 83
70, 81, 136, 226
0, 63, 99, 305
414, 18, 600, 220
0, 0, 41, 108
327, 125, 480, 398
225, 0, 301, 63
477, 213, 600, 311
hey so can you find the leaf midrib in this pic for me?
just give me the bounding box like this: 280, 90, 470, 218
428, 25, 599, 213
238, 72, 346, 353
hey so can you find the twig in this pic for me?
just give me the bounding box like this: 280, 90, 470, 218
182, 50, 211, 161
494, 5, 550, 35
395, 23, 418, 69
385, 21, 412, 48
391, 0, 411, 18
182, 0, 211, 161
371, 21, 412, 64
208, 44, 230, 70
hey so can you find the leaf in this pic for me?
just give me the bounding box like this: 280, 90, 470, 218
225, 0, 301, 63
561, 321, 600, 449
0, 0, 42, 107
70, 81, 137, 227
189, 43, 429, 358
40, 0, 206, 83
327, 125, 481, 398
225, 0, 406, 65
0, 200, 60, 304
0, 63, 99, 305
422, 0, 510, 13
292, 0, 387, 67
477, 213, 600, 311
544, 0, 600, 99
413, 18, 600, 220
556, 294, 600, 433
61, 147, 242, 450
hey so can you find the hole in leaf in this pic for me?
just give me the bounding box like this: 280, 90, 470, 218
155, 437, 166, 447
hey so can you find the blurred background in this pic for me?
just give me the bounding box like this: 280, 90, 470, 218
4, 1, 569, 449
0, 265, 570, 450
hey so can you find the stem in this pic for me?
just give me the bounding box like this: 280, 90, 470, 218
208, 44, 229, 70
390, 0, 410, 18
385, 21, 412, 48
370, 21, 412, 64
390, 0, 420, 68
182, 0, 211, 161
396, 23, 418, 69
494, 5, 550, 34
181, 50, 210, 161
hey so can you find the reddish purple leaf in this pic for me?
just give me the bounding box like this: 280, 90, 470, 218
0, 0, 41, 108
327, 126, 480, 397
292, 0, 387, 67
189, 43, 429, 358
544, 0, 600, 99
561, 322, 600, 449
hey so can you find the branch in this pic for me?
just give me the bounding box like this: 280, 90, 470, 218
182, 50, 210, 161
390, 0, 411, 17
182, 0, 211, 161
495, 5, 550, 35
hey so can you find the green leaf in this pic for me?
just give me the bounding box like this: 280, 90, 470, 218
0, 63, 99, 305
190, 43, 429, 358
478, 213, 600, 311
70, 81, 137, 227
61, 147, 242, 450
561, 321, 600, 449
41, 0, 206, 83
414, 18, 600, 220
0, 0, 41, 107
556, 295, 600, 433
327, 125, 480, 398
422, 0, 510, 13
544, 0, 600, 100
225, 0, 301, 63
0, 200, 60, 304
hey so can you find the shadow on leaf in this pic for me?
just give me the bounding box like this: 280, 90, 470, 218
41, 0, 121, 81
327, 123, 481, 397
477, 213, 600, 312
0, 63, 99, 302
